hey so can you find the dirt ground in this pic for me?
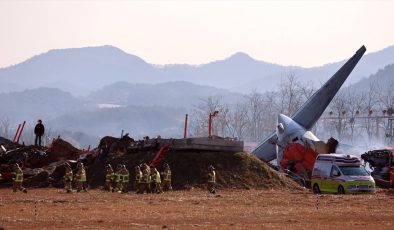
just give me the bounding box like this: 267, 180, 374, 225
0, 188, 394, 229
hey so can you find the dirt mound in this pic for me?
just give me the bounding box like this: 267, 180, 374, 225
87, 150, 300, 190
1, 135, 300, 191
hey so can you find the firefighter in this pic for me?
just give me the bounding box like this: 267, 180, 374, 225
105, 164, 115, 192
63, 163, 73, 193
207, 165, 216, 194
12, 163, 27, 193
161, 163, 172, 191
118, 165, 129, 193
151, 167, 163, 194
137, 164, 151, 194
114, 164, 122, 192
75, 162, 87, 192
134, 166, 142, 192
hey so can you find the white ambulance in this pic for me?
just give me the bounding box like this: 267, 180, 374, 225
311, 154, 375, 194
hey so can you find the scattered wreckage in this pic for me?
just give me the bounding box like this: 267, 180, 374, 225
361, 148, 394, 188
0, 134, 299, 190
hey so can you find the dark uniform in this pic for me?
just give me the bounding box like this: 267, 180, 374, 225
105, 164, 115, 192
162, 163, 172, 191
134, 166, 142, 192
63, 163, 73, 193
114, 164, 122, 192
207, 165, 216, 194
150, 168, 163, 194
12, 164, 27, 193
117, 165, 129, 193
75, 162, 87, 192
34, 119, 45, 147
137, 164, 151, 194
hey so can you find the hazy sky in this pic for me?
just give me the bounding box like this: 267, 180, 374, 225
1, 0, 394, 68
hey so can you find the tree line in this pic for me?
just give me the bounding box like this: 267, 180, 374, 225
189, 74, 394, 147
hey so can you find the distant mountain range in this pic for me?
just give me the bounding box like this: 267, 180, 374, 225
87, 81, 243, 109
1, 44, 394, 148
348, 63, 394, 92
0, 82, 239, 147
1, 45, 394, 95
0, 87, 85, 122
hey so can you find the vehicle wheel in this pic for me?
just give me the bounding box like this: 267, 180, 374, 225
337, 185, 345, 194
313, 184, 321, 194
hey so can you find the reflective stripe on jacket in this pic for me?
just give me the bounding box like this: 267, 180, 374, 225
163, 169, 171, 181
76, 169, 86, 182
123, 171, 130, 183
106, 172, 114, 182
151, 171, 161, 183
135, 171, 142, 182
115, 172, 121, 182
141, 170, 150, 183
64, 172, 73, 181
208, 171, 216, 183
15, 173, 23, 182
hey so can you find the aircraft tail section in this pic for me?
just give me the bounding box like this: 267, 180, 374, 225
293, 45, 366, 130
252, 46, 366, 162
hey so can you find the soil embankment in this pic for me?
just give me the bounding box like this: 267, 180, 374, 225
87, 150, 300, 190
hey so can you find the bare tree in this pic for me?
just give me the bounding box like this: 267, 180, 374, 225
190, 96, 226, 137
364, 81, 381, 142
278, 73, 304, 116
245, 91, 265, 141
344, 88, 366, 144
228, 103, 249, 140
328, 90, 348, 139
0, 117, 12, 139
378, 79, 394, 111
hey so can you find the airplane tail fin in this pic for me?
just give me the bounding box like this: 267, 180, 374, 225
252, 46, 366, 162
292, 45, 366, 130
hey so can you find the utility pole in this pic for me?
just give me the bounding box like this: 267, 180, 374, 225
208, 111, 219, 137
184, 114, 188, 139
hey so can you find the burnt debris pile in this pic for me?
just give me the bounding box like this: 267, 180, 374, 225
0, 137, 80, 187
0, 135, 300, 190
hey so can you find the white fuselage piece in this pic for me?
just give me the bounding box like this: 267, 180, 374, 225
276, 113, 320, 168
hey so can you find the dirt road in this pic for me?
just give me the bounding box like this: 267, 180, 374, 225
0, 188, 393, 229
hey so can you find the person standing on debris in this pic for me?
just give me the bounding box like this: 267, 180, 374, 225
161, 163, 172, 191
63, 163, 73, 193
137, 164, 151, 194
134, 166, 142, 192
105, 164, 115, 192
12, 163, 27, 193
118, 165, 129, 193
34, 119, 45, 147
75, 162, 87, 192
207, 165, 216, 194
151, 168, 163, 194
